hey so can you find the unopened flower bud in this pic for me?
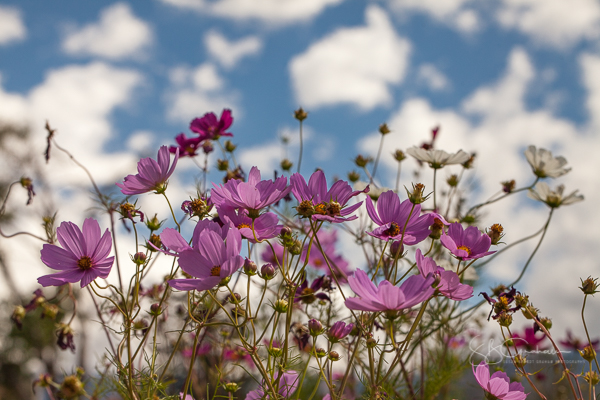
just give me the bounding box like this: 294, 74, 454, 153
379, 123, 391, 135
217, 159, 229, 171
406, 183, 428, 204
224, 382, 239, 393
328, 350, 340, 361
580, 277, 599, 295
132, 252, 147, 265
280, 158, 293, 171
145, 214, 163, 231
308, 319, 324, 336
11, 305, 26, 329
513, 354, 527, 369
268, 346, 283, 357
461, 214, 477, 224
289, 240, 303, 256
540, 317, 552, 330
60, 375, 84, 399
228, 293, 242, 304
447, 175, 459, 187
492, 284, 508, 297
224, 140, 237, 152
502, 180, 516, 193
34, 373, 53, 388
261, 263, 276, 280
580, 345, 597, 362
273, 299, 288, 313
280, 226, 293, 238
354, 155, 371, 168
486, 224, 504, 245
315, 347, 327, 358
366, 338, 377, 348
393, 149, 406, 163
347, 171, 360, 182
150, 303, 162, 316
584, 371, 600, 386
429, 218, 444, 240
147, 234, 162, 252
462, 153, 476, 169
243, 258, 257, 276
505, 339, 514, 347
219, 276, 231, 286
294, 107, 308, 121
42, 303, 59, 319
498, 312, 513, 327
202, 140, 214, 154
521, 304, 538, 320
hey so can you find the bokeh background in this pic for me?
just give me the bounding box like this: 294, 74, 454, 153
0, 0, 599, 397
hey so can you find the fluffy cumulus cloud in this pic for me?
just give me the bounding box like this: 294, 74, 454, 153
417, 64, 450, 91
204, 30, 262, 69
388, 0, 480, 33
497, 0, 600, 48
165, 62, 239, 123
289, 6, 411, 111
62, 3, 153, 60
159, 0, 342, 25
0, 5, 26, 45
358, 46, 600, 334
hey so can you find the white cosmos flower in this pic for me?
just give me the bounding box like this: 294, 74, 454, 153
406, 147, 470, 169
528, 182, 583, 208
524, 145, 571, 178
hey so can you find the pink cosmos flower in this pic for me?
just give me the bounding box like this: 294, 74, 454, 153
473, 361, 527, 400
560, 329, 599, 351
169, 133, 203, 157
327, 321, 354, 342
160, 219, 229, 256
211, 166, 291, 215
345, 269, 435, 312
290, 170, 368, 223
415, 249, 473, 301
302, 229, 352, 282
168, 228, 244, 291
365, 190, 438, 244
245, 370, 299, 400
217, 205, 281, 243
441, 222, 495, 261
190, 109, 233, 140
511, 327, 547, 351
38, 218, 114, 288
117, 146, 179, 195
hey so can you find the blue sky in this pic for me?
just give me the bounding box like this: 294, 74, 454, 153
1, 0, 600, 338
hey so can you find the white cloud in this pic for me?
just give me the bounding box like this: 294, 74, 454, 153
204, 30, 262, 69
580, 53, 600, 130
165, 62, 239, 123
0, 5, 26, 45
417, 63, 450, 91
62, 3, 152, 60
358, 47, 600, 335
289, 6, 411, 111
388, 0, 480, 33
497, 0, 600, 48
159, 0, 342, 25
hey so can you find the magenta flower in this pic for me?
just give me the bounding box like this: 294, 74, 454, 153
217, 205, 281, 243
441, 222, 495, 261
560, 329, 599, 351
365, 191, 437, 244
345, 269, 435, 312
295, 275, 332, 304
117, 146, 179, 195
327, 321, 354, 342
473, 361, 527, 400
415, 249, 473, 301
169, 133, 203, 157
245, 370, 299, 400
38, 218, 114, 288
160, 219, 229, 256
190, 109, 233, 140
290, 170, 368, 223
211, 166, 291, 215
168, 228, 244, 291
511, 327, 547, 351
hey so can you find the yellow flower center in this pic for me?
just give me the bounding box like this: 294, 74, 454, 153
457, 246, 471, 256
77, 256, 93, 271
210, 266, 221, 276
314, 203, 327, 215
237, 223, 250, 229
385, 222, 401, 237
